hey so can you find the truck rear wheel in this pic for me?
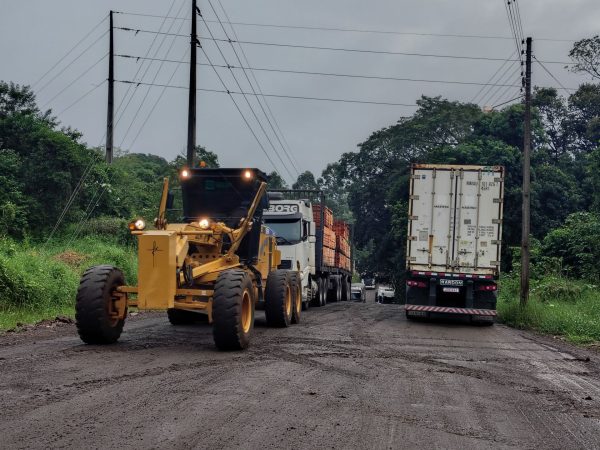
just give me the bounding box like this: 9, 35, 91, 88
320, 277, 327, 306
212, 269, 255, 350
290, 271, 302, 324
265, 270, 293, 327
75, 265, 126, 345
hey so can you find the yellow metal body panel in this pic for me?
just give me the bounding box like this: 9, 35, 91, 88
137, 231, 177, 309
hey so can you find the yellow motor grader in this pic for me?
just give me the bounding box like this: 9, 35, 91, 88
75, 168, 302, 350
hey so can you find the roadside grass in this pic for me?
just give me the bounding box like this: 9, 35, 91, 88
498, 274, 600, 345
0, 237, 137, 331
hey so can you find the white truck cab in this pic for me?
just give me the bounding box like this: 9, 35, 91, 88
264, 199, 316, 306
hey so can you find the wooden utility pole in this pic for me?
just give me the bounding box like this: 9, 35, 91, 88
186, 0, 198, 167
520, 37, 532, 305
105, 10, 115, 164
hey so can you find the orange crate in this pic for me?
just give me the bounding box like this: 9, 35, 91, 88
313, 205, 334, 229
336, 235, 350, 257
323, 227, 336, 249
323, 247, 336, 266
333, 220, 350, 240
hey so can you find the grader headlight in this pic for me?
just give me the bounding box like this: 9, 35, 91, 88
243, 169, 253, 180
198, 218, 211, 230
128, 218, 146, 231
180, 168, 191, 179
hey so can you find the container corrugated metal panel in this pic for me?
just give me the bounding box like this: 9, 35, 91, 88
406, 164, 504, 276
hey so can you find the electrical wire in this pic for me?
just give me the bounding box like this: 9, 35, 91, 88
36, 30, 108, 95
206, 0, 300, 176
116, 54, 522, 88
116, 27, 573, 64
216, 0, 302, 172
114, 79, 418, 107
32, 15, 108, 89
56, 80, 106, 115
492, 95, 524, 109
200, 12, 296, 179
113, 11, 576, 42
198, 47, 284, 177
41, 53, 108, 109
470, 51, 517, 103
533, 56, 573, 95
481, 64, 522, 107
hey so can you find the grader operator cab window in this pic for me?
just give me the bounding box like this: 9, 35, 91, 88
180, 168, 269, 262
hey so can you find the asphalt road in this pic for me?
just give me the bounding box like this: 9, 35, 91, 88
1, 290, 599, 449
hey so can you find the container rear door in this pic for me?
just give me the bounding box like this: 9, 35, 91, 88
408, 168, 456, 271
454, 168, 503, 272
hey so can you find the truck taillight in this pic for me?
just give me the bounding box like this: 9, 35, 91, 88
476, 284, 497, 292
407, 280, 427, 288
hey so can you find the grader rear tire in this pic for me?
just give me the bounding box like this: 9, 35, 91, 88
289, 271, 302, 324
265, 270, 293, 327
212, 269, 255, 351
75, 265, 126, 344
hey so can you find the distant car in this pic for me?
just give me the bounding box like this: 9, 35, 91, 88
377, 286, 396, 304
351, 283, 366, 302
363, 278, 376, 290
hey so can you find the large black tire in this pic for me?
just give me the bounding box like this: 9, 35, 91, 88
76, 265, 126, 344
167, 308, 207, 325
289, 272, 302, 324
327, 276, 337, 303
212, 269, 255, 351
320, 277, 327, 306
265, 269, 292, 327
342, 277, 351, 301
310, 276, 320, 307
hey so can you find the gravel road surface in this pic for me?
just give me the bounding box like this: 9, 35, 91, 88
1, 291, 599, 449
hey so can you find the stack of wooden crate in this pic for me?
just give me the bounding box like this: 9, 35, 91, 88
333, 220, 351, 271
313, 205, 336, 266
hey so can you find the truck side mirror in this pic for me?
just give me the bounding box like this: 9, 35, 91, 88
310, 222, 316, 236
308, 236, 316, 244
166, 191, 175, 209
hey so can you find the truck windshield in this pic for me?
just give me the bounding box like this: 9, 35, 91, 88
265, 219, 301, 244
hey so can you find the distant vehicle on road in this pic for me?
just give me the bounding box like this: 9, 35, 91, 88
363, 277, 376, 290
351, 283, 366, 302
377, 286, 396, 304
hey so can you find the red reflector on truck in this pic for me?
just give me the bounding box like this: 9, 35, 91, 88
475, 284, 498, 291
407, 280, 427, 288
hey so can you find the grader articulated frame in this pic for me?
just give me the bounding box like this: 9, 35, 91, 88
75, 168, 301, 350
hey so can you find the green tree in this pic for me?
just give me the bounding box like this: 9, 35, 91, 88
292, 170, 320, 190
569, 35, 600, 80
266, 171, 288, 189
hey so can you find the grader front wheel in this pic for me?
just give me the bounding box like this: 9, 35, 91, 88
212, 269, 255, 351
75, 265, 126, 344
265, 270, 293, 327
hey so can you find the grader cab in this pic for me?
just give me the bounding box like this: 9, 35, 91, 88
75, 168, 302, 350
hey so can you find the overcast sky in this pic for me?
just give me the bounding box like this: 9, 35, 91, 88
2, 0, 598, 183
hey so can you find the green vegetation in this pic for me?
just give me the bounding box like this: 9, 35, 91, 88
498, 275, 600, 345
0, 237, 137, 330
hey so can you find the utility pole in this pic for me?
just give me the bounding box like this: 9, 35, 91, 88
186, 0, 198, 167
105, 10, 114, 164
520, 36, 532, 305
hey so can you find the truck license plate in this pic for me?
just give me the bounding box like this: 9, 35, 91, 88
442, 287, 460, 293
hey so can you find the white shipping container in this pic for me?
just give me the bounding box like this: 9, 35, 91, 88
406, 164, 504, 276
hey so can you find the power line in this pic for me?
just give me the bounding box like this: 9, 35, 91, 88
41, 53, 108, 109
200, 12, 296, 180
115, 27, 574, 64
116, 54, 523, 88
32, 15, 108, 89
492, 95, 524, 109
36, 30, 108, 95
215, 0, 303, 171
198, 47, 284, 177
533, 56, 573, 95
56, 80, 106, 115
481, 64, 522, 107
113, 11, 576, 42
114, 79, 418, 107
470, 51, 517, 103
207, 0, 300, 176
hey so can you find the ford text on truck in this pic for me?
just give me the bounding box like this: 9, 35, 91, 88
264, 190, 353, 308
405, 164, 505, 323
